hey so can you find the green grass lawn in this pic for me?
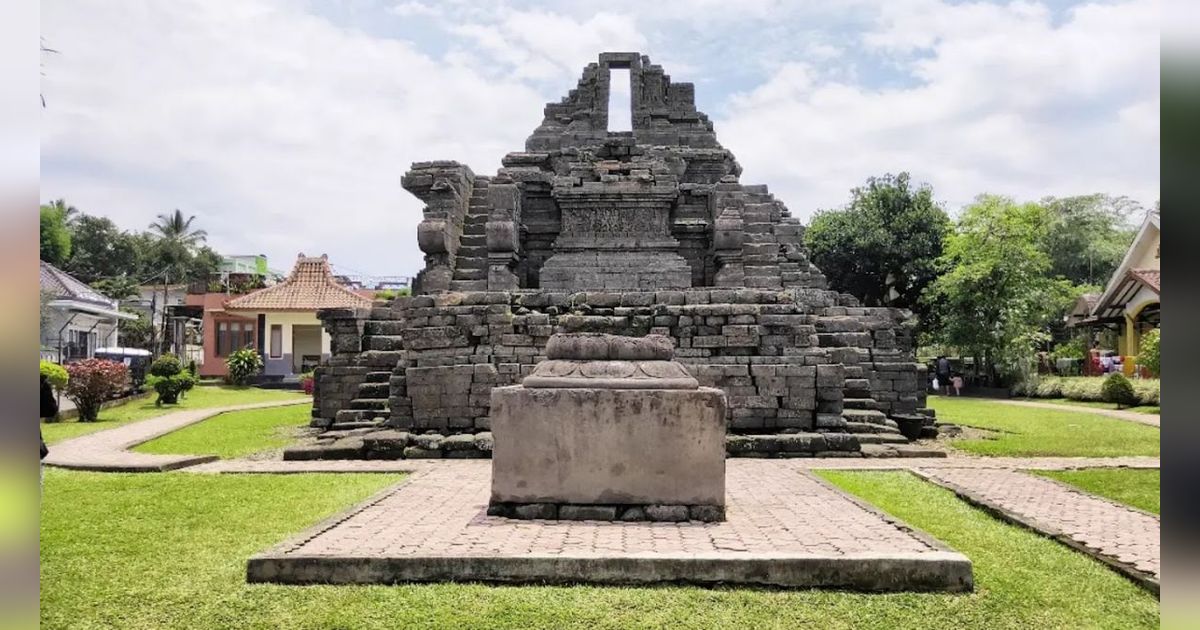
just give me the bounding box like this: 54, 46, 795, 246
1034, 468, 1160, 514
1036, 398, 1160, 416
133, 404, 311, 459
41, 385, 308, 445
40, 469, 1158, 629
930, 396, 1160, 457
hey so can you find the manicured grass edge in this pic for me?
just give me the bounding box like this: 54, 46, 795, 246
908, 468, 1159, 596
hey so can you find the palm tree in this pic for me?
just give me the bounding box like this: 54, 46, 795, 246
149, 209, 207, 248
46, 198, 79, 225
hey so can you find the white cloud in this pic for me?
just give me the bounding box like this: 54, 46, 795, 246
41, 0, 549, 277
41, 0, 1160, 280
718, 0, 1160, 215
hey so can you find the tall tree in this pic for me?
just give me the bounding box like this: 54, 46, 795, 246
1039, 194, 1139, 286
924, 195, 1073, 386
149, 209, 207, 248
804, 173, 950, 319
64, 214, 144, 283
39, 202, 72, 265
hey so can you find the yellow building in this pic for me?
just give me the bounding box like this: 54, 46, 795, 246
224, 254, 373, 379
1087, 210, 1159, 366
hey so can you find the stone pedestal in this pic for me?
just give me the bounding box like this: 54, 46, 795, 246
489, 333, 727, 521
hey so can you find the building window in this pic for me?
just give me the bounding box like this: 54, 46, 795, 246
216, 320, 255, 357
269, 324, 283, 358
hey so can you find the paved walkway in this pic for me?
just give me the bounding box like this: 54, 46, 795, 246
994, 399, 1159, 427
43, 399, 310, 472
248, 459, 972, 591
918, 467, 1159, 592
187, 454, 1160, 474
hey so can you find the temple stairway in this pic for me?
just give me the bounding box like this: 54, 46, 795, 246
451, 176, 491, 292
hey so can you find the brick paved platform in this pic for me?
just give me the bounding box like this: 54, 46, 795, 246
188, 455, 1159, 475
248, 460, 973, 591
917, 468, 1160, 593
43, 399, 309, 472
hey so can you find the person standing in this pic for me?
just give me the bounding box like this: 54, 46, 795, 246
40, 373, 57, 487
936, 355, 951, 395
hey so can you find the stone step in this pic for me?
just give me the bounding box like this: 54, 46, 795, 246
842, 408, 889, 425
334, 409, 378, 424
349, 398, 389, 410
844, 421, 904, 435
364, 335, 405, 351
450, 279, 488, 291
855, 433, 911, 445
364, 371, 393, 383
325, 421, 385, 433
356, 382, 390, 398
457, 244, 487, 256
453, 267, 487, 280
361, 350, 405, 368
842, 398, 878, 410
460, 234, 486, 247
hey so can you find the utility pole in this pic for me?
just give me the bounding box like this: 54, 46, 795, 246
159, 269, 170, 357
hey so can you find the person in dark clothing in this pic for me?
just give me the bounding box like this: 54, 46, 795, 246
935, 355, 952, 395
41, 373, 57, 461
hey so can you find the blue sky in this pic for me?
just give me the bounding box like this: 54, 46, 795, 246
41, 0, 1159, 278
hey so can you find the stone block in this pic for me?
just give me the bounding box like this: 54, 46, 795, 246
558, 505, 618, 521
490, 386, 726, 507
644, 505, 689, 522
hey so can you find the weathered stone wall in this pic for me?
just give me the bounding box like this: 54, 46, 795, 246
316, 288, 926, 435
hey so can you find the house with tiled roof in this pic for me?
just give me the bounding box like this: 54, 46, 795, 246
40, 260, 137, 362
1077, 209, 1160, 371
221, 254, 373, 379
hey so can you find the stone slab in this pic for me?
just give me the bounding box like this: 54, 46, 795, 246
247, 460, 973, 591
490, 386, 726, 506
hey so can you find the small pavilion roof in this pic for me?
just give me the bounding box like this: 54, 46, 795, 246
224, 254, 372, 312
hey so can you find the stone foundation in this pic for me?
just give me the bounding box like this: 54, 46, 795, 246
486, 502, 725, 523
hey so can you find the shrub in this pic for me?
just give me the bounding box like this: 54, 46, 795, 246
1101, 373, 1138, 409
1133, 379, 1159, 406
225, 348, 263, 385
299, 371, 315, 395
147, 373, 196, 406
1138, 328, 1160, 377
64, 359, 129, 422
40, 360, 69, 392
146, 353, 195, 405
186, 359, 198, 377
1017, 375, 1159, 407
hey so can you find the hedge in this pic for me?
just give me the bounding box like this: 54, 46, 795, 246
1013, 376, 1159, 406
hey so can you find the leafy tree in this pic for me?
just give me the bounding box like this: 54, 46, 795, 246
64, 359, 129, 422
924, 195, 1074, 386
40, 202, 72, 265
118, 309, 156, 351
64, 214, 144, 283
1039, 194, 1139, 286
149, 209, 207, 248
805, 173, 950, 320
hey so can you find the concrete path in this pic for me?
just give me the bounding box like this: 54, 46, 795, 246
994, 399, 1159, 427
43, 399, 310, 472
918, 467, 1159, 592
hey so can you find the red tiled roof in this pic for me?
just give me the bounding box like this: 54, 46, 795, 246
1129, 268, 1160, 293
224, 254, 373, 311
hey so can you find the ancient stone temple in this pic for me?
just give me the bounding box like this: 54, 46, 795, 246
304, 52, 936, 461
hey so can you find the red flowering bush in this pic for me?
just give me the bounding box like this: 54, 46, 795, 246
65, 359, 129, 422
299, 371, 315, 395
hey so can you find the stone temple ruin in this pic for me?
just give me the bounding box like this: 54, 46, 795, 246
299, 52, 937, 462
